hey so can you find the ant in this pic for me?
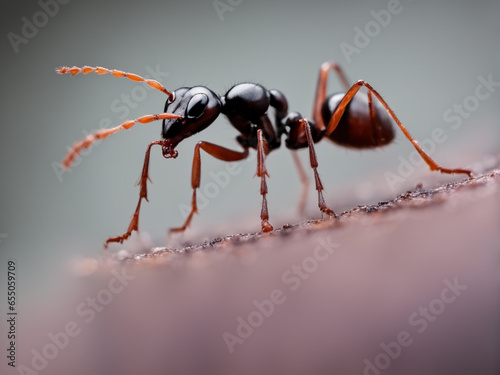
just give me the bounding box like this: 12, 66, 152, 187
57, 62, 472, 248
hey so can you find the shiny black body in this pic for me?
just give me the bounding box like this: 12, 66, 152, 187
57, 64, 472, 247
161, 82, 393, 154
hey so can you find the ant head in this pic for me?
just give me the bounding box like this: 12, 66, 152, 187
162, 86, 222, 146
57, 66, 224, 165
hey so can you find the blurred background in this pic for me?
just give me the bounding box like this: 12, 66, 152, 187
0, 0, 499, 373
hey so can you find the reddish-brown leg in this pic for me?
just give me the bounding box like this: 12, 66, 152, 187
299, 119, 336, 217
168, 142, 249, 234
312, 61, 351, 130
291, 151, 309, 214
105, 141, 161, 248
256, 129, 274, 232
325, 81, 473, 177
56, 66, 173, 97
366, 90, 385, 145
62, 113, 182, 168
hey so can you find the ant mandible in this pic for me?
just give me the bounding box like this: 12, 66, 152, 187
57, 62, 472, 248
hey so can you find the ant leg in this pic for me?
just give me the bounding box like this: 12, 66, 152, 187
62, 113, 181, 168
256, 129, 274, 232
105, 141, 161, 248
312, 61, 351, 130
325, 81, 473, 178
299, 119, 336, 217
367, 90, 384, 143
291, 151, 309, 214
169, 142, 249, 234
56, 66, 173, 97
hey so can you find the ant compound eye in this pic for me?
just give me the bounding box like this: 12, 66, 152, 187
186, 94, 209, 119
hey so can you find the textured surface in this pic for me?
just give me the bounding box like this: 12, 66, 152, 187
17, 167, 500, 375
122, 167, 500, 263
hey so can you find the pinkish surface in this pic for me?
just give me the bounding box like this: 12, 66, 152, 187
19, 169, 500, 375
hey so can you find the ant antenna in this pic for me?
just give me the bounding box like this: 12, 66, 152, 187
56, 66, 173, 98
62, 113, 182, 169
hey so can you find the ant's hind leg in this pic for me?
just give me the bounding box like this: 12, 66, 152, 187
291, 151, 309, 215
298, 119, 336, 217
324, 81, 473, 178
312, 61, 351, 130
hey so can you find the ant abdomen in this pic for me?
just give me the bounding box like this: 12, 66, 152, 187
322, 92, 394, 148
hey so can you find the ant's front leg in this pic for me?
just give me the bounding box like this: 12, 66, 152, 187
105, 141, 161, 248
